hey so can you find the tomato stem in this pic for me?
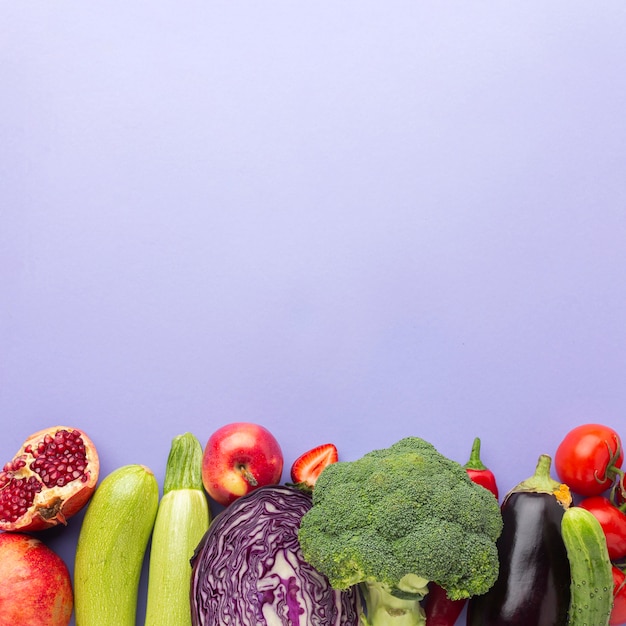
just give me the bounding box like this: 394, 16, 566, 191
599, 435, 626, 508
596, 436, 623, 486
609, 467, 626, 510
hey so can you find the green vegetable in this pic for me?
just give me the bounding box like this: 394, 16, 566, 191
74, 464, 159, 626
561, 506, 613, 626
298, 436, 503, 626
145, 432, 211, 626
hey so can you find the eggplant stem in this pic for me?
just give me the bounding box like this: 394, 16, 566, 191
506, 454, 572, 509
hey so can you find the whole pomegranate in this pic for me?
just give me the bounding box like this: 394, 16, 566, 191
0, 532, 73, 625
0, 426, 99, 532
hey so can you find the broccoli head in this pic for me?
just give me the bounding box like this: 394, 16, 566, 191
298, 437, 503, 626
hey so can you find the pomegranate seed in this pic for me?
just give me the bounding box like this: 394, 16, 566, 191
26, 429, 89, 488
0, 476, 42, 523
2, 458, 26, 473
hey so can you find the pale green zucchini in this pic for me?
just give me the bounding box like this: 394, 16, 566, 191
561, 505, 613, 626
74, 464, 159, 626
144, 432, 211, 626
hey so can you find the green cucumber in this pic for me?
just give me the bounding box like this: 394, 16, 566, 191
74, 464, 159, 626
144, 433, 211, 626
561, 505, 613, 626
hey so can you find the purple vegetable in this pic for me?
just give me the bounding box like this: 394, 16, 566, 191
190, 484, 361, 626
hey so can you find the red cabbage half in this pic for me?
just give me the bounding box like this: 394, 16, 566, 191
190, 484, 361, 625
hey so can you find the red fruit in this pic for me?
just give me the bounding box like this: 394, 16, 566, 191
611, 565, 626, 625
0, 426, 99, 532
290, 443, 338, 489
463, 437, 499, 499
0, 532, 73, 626
579, 496, 626, 561
554, 423, 623, 496
202, 422, 284, 507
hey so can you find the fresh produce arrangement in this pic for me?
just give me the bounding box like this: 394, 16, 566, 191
1, 421, 626, 625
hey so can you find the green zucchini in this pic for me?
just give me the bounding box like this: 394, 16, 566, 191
144, 432, 211, 626
74, 464, 159, 626
561, 505, 613, 626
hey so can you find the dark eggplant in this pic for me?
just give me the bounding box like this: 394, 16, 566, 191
467, 455, 572, 626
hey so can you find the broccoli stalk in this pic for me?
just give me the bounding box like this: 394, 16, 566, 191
297, 437, 503, 626
360, 582, 425, 625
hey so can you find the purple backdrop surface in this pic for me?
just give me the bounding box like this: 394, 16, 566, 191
2, 3, 626, 625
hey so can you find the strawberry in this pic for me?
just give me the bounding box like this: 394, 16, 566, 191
290, 443, 338, 490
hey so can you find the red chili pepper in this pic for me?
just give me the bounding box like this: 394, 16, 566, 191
463, 437, 499, 499
423, 437, 499, 625
423, 582, 466, 626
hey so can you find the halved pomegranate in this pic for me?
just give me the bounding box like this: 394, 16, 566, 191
0, 426, 99, 532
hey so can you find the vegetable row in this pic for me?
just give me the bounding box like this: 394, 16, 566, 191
1, 421, 625, 625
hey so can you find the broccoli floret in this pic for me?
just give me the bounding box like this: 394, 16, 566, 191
298, 437, 503, 626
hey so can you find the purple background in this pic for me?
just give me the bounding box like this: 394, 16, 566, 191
2, 4, 626, 624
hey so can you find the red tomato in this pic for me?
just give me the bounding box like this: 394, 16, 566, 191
554, 424, 623, 496
578, 496, 626, 560
615, 479, 626, 508
611, 566, 626, 626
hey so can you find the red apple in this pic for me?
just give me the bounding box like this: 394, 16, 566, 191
202, 422, 284, 506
